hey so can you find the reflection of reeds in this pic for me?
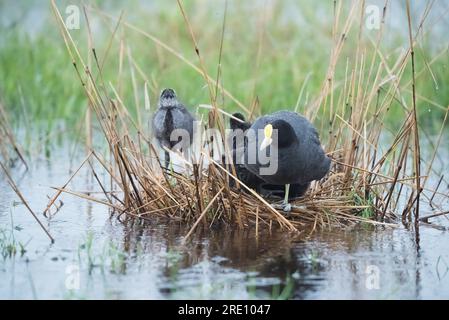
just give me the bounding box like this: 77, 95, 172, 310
48, 0, 448, 237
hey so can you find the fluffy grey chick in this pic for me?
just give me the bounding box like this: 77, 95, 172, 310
152, 88, 195, 169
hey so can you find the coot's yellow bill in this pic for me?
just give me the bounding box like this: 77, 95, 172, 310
260, 124, 273, 151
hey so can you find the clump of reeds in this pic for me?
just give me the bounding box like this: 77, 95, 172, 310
47, 0, 448, 237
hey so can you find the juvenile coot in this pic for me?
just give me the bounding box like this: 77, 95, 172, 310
152, 88, 195, 169
243, 110, 331, 211
228, 113, 311, 200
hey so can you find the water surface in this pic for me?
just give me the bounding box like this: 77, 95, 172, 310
1, 144, 448, 299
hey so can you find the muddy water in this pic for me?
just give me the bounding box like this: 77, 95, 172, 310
0, 143, 448, 300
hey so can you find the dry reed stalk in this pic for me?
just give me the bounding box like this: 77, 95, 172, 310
0, 100, 27, 169
0, 162, 54, 242
405, 0, 422, 229
43, 152, 93, 217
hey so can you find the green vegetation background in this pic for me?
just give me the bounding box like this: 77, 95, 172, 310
1, 0, 447, 135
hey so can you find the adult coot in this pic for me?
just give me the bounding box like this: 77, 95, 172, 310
152, 88, 195, 169
228, 113, 311, 200
243, 110, 331, 211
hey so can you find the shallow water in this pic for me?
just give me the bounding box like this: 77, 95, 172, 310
0, 143, 448, 300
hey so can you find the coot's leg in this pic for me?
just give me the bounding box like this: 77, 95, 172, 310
283, 184, 292, 212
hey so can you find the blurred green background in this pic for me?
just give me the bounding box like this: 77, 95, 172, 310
0, 0, 448, 134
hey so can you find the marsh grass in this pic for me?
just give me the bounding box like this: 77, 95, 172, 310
77, 231, 128, 275
42, 0, 449, 237
1, 2, 448, 126
270, 275, 295, 300
0, 228, 26, 259
0, 212, 27, 260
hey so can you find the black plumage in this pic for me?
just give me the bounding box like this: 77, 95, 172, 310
226, 113, 262, 190
227, 112, 311, 200
243, 110, 331, 211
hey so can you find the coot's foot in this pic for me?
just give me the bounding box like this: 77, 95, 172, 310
283, 203, 292, 212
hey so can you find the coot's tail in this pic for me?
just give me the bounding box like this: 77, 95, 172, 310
317, 155, 331, 180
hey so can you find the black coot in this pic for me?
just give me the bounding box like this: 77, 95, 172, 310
228, 113, 311, 201
243, 110, 331, 211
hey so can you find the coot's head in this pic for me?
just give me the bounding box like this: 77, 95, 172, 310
260, 119, 297, 151
159, 88, 177, 107
230, 113, 251, 131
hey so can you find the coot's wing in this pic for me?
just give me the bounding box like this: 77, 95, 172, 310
171, 104, 195, 147
275, 111, 330, 182
303, 125, 331, 181
152, 109, 166, 140
182, 105, 195, 138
